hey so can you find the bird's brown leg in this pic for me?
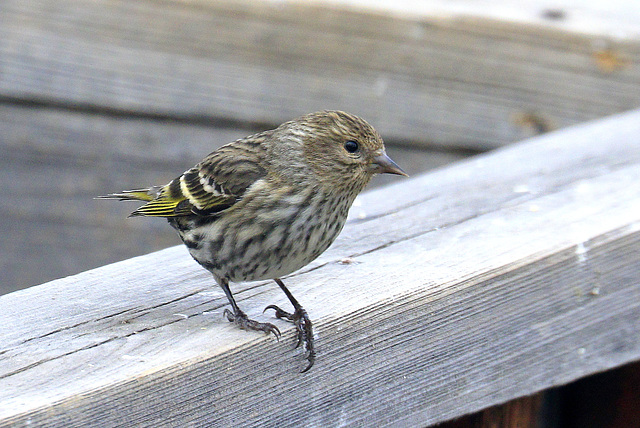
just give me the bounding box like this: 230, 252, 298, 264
218, 277, 280, 340
265, 278, 315, 372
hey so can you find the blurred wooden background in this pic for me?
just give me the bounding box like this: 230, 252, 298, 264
1, 0, 638, 294
1, 1, 640, 427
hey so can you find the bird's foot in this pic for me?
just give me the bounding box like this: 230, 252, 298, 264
224, 308, 281, 340
264, 304, 315, 372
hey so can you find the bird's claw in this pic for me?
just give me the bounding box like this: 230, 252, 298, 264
224, 308, 281, 341
264, 304, 315, 372
264, 304, 295, 321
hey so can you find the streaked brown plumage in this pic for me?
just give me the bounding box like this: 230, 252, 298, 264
100, 110, 406, 372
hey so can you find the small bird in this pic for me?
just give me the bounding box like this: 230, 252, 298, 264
100, 110, 407, 372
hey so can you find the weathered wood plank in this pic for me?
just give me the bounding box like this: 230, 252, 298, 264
1, 0, 639, 149
1, 110, 640, 426
0, 103, 459, 294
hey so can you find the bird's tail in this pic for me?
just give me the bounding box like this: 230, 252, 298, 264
97, 187, 162, 203
98, 185, 192, 217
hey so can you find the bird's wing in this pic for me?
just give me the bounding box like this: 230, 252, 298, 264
128, 132, 270, 218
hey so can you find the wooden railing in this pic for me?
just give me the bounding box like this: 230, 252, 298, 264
2, 109, 640, 426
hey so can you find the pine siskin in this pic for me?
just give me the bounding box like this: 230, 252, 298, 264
100, 110, 407, 372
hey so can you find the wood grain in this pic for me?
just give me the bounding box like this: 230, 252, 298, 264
1, 109, 639, 426
1, 0, 638, 149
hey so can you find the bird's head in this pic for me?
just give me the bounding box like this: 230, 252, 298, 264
273, 110, 407, 195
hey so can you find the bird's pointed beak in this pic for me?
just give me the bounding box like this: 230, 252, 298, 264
371, 153, 409, 177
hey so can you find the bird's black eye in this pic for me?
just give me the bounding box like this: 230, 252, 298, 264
344, 140, 359, 153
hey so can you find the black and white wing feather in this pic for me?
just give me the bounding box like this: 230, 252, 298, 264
100, 131, 271, 218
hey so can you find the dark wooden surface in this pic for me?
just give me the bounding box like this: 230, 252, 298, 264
1, 110, 639, 427
445, 393, 544, 428
557, 360, 640, 428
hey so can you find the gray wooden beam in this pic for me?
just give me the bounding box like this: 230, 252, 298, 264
1, 109, 639, 426
1, 0, 639, 149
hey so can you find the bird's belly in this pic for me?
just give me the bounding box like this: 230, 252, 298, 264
180, 195, 350, 283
